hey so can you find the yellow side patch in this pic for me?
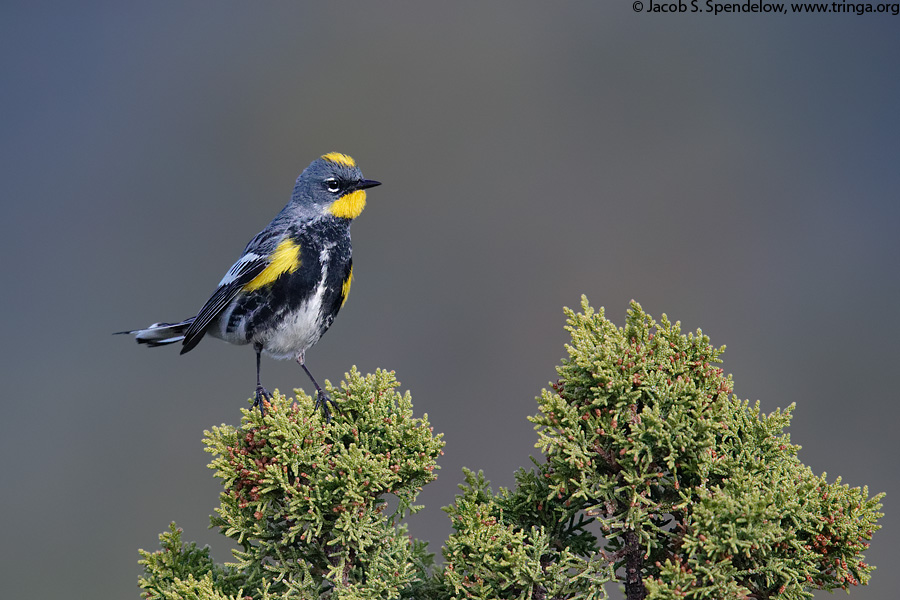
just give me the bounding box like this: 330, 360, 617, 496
244, 239, 301, 292
341, 266, 353, 307
327, 189, 367, 219
321, 152, 356, 168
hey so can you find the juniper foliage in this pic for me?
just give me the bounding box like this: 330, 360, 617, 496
139, 368, 445, 599
138, 299, 883, 600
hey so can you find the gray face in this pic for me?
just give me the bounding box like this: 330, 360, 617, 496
291, 153, 371, 211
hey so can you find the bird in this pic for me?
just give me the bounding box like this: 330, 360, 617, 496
118, 152, 380, 421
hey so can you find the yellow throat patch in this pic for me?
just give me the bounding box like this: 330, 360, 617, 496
243, 239, 301, 292
327, 189, 367, 219
321, 152, 356, 168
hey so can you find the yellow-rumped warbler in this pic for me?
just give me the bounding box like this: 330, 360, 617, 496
118, 152, 380, 420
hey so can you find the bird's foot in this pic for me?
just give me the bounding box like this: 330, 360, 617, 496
253, 385, 272, 415
314, 390, 338, 424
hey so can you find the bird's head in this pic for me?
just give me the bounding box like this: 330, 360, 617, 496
291, 152, 381, 220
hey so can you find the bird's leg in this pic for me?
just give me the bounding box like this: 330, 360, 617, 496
297, 353, 336, 423
253, 348, 271, 414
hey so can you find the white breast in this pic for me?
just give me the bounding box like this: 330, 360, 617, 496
258, 245, 332, 360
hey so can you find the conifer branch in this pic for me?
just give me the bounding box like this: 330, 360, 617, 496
624, 530, 646, 600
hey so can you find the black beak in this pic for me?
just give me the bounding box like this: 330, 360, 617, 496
357, 179, 381, 190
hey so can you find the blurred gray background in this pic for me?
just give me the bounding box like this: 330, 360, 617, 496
1, 2, 897, 598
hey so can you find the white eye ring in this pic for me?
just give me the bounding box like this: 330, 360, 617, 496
324, 178, 341, 193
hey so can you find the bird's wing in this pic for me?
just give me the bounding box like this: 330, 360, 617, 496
179, 250, 271, 354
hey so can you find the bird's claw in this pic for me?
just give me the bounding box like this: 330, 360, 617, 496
253, 385, 272, 415
314, 391, 338, 424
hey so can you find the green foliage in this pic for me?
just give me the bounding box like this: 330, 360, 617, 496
139, 368, 444, 599
527, 297, 883, 599
138, 523, 245, 599
138, 299, 884, 600
442, 467, 613, 599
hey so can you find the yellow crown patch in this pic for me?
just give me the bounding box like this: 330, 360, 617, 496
321, 152, 356, 168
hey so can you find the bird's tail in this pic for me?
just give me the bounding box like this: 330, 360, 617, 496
115, 317, 196, 347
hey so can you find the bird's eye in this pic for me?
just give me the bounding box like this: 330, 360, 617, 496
324, 178, 341, 193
